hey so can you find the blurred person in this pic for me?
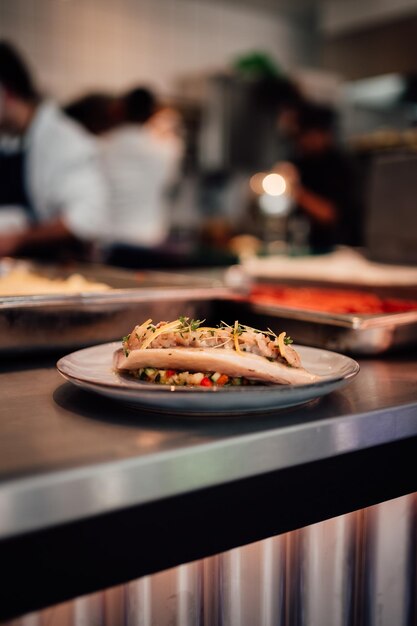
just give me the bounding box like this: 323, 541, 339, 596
277, 102, 359, 251
0, 41, 108, 259
64, 92, 123, 136
100, 87, 183, 260
148, 105, 184, 147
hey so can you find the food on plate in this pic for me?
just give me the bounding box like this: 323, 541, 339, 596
0, 268, 110, 296
250, 285, 417, 314
114, 317, 320, 386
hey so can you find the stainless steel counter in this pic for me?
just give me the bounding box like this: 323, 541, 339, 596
1, 352, 417, 540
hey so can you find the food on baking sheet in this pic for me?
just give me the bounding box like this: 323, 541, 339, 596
250, 285, 417, 314
0, 268, 110, 296
114, 317, 320, 386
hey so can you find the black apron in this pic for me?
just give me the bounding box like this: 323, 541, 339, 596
0, 138, 88, 261
0, 144, 38, 224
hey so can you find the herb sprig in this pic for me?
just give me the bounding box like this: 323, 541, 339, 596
178, 316, 206, 332
219, 321, 293, 345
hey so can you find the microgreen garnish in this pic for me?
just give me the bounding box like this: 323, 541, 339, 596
218, 321, 292, 346
178, 317, 206, 332
191, 318, 205, 331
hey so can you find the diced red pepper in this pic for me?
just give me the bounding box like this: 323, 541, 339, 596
216, 374, 229, 386
166, 369, 176, 378
200, 377, 213, 387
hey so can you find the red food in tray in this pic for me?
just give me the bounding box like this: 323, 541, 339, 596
249, 286, 417, 315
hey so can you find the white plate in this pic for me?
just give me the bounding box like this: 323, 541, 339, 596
56, 342, 359, 415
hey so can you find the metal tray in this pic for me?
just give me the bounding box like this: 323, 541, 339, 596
0, 261, 233, 353
242, 301, 417, 355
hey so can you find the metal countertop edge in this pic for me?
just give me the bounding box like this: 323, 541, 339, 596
0, 401, 416, 541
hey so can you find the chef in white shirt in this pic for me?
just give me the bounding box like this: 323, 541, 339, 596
0, 41, 108, 258
100, 87, 182, 252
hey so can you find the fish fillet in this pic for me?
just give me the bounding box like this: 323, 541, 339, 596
115, 347, 319, 385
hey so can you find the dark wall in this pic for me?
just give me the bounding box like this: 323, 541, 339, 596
321, 13, 417, 80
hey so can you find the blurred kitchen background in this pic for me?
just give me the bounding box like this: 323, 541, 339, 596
1, 0, 417, 266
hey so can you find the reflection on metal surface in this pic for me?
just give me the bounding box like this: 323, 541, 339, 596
299, 512, 357, 626
19, 616, 40, 626
362, 494, 416, 626
125, 563, 202, 626
74, 592, 103, 626
219, 536, 285, 626
126, 577, 151, 626
329, 417, 361, 454
260, 537, 285, 626
6, 494, 417, 626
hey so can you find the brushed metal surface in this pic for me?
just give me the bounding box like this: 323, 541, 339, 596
6, 495, 416, 626
299, 512, 357, 626
362, 494, 416, 626
219, 537, 285, 626
0, 355, 416, 539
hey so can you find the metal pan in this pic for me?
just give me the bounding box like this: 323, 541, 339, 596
0, 261, 232, 353
241, 302, 417, 355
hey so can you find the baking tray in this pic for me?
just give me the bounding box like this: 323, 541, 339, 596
0, 260, 233, 353
241, 300, 417, 355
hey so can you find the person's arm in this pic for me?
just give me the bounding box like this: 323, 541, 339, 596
277, 162, 339, 227
0, 217, 74, 257
294, 185, 338, 226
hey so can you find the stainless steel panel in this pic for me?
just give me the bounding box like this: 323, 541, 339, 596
126, 577, 152, 626
362, 494, 416, 626
38, 600, 73, 626
219, 536, 285, 626
125, 562, 202, 626
285, 528, 302, 626
202, 555, 223, 626
4, 494, 417, 626
259, 537, 286, 626
17, 616, 40, 626
73, 593, 103, 626
299, 512, 357, 626
103, 586, 125, 626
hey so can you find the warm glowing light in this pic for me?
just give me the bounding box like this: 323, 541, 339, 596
262, 173, 286, 196
249, 172, 266, 195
